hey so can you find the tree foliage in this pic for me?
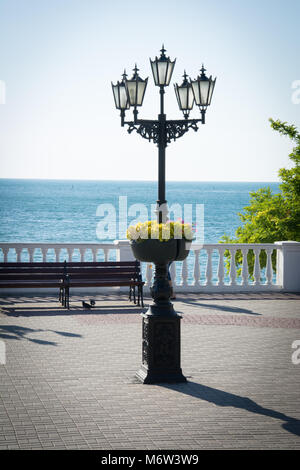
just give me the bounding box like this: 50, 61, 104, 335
220, 119, 300, 275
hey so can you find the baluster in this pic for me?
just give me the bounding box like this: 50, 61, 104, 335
217, 247, 225, 287
92, 248, 97, 262
41, 248, 47, 262
54, 248, 60, 262
229, 247, 237, 286
241, 248, 249, 286
181, 259, 188, 287
146, 263, 152, 287
104, 248, 109, 262
265, 248, 273, 285
193, 250, 200, 286
170, 261, 176, 287
205, 247, 213, 286
2, 248, 9, 263
253, 247, 261, 285
15, 247, 22, 262
28, 247, 35, 263
66, 248, 71, 261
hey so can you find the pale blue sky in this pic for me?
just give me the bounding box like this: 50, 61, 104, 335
0, 0, 299, 181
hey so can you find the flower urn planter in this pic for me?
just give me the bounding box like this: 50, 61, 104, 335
130, 238, 190, 264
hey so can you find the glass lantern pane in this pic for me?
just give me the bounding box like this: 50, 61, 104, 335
166, 61, 175, 86
137, 81, 146, 106
208, 78, 216, 105
151, 61, 158, 85
126, 81, 137, 106
187, 86, 194, 109
174, 85, 180, 107
200, 80, 209, 105
157, 61, 168, 85
178, 87, 188, 109
119, 85, 129, 109
191, 81, 200, 105
112, 85, 120, 108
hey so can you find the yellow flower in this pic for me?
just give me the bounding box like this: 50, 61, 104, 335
126, 225, 139, 240
127, 220, 194, 242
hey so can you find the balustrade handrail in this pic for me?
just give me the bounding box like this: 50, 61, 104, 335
0, 242, 116, 248
0, 241, 282, 250
191, 242, 280, 249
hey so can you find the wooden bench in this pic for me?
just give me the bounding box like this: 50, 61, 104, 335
0, 260, 144, 309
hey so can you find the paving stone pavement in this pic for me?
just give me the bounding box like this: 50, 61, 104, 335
0, 292, 300, 450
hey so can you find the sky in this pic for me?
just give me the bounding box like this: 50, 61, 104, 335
0, 0, 299, 182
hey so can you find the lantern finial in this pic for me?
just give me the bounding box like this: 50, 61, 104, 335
160, 44, 166, 57
200, 64, 207, 77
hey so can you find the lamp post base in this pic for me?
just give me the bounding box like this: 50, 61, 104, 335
136, 366, 187, 385
135, 305, 187, 384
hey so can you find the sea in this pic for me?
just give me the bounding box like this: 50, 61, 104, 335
0, 179, 280, 281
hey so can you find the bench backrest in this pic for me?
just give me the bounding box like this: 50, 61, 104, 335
0, 260, 142, 281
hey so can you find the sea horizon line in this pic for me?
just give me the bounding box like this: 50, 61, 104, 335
0, 177, 280, 184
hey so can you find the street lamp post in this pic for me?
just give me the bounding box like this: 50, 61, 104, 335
112, 46, 216, 383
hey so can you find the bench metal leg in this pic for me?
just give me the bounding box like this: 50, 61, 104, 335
139, 285, 144, 308
137, 285, 140, 306
64, 287, 70, 309
133, 285, 136, 304
59, 287, 65, 305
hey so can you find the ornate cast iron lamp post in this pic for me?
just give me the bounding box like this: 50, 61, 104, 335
112, 46, 216, 383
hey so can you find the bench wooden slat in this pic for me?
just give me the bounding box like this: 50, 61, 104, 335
66, 280, 142, 287
0, 261, 138, 267
0, 281, 63, 288
0, 273, 138, 280
0, 268, 138, 275
0, 269, 138, 276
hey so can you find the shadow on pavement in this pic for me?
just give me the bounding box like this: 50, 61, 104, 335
177, 299, 261, 315
161, 381, 300, 437
0, 305, 145, 317
0, 324, 82, 345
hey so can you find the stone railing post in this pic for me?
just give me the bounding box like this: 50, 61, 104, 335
114, 240, 135, 262
275, 241, 300, 292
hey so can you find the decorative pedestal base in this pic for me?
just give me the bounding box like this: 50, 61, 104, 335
135, 305, 187, 384
133, 261, 187, 384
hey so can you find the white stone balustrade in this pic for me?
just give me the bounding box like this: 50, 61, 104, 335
0, 243, 116, 263
140, 241, 300, 293
0, 240, 299, 293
